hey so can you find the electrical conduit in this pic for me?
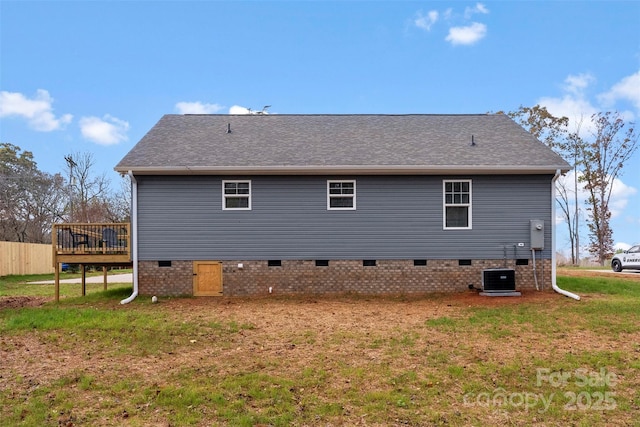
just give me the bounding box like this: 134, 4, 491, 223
532, 248, 539, 291
121, 171, 138, 304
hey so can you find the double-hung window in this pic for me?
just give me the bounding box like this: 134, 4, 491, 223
443, 180, 471, 229
327, 180, 356, 210
223, 180, 251, 210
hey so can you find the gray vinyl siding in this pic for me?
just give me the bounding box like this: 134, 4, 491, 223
136, 175, 554, 261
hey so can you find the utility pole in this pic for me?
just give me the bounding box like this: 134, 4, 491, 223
64, 155, 77, 222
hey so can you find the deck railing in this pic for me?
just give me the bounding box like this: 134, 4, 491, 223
52, 223, 131, 256
51, 223, 132, 302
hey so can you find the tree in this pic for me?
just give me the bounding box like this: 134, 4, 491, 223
0, 143, 66, 243
106, 174, 131, 223
575, 112, 638, 265
555, 175, 579, 264
0, 145, 130, 242
64, 152, 111, 222
64, 152, 130, 223
507, 105, 570, 151
506, 106, 582, 264
508, 107, 639, 266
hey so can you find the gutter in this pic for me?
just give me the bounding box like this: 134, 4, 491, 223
121, 171, 139, 304
551, 169, 580, 300
114, 164, 572, 176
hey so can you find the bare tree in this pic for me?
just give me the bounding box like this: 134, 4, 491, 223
506, 106, 583, 263
105, 174, 131, 222
64, 152, 111, 222
63, 152, 131, 224
555, 175, 578, 264
575, 112, 639, 265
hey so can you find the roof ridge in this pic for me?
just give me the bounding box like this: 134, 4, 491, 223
178, 113, 500, 117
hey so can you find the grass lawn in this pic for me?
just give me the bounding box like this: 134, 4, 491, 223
0, 269, 131, 298
1, 272, 639, 426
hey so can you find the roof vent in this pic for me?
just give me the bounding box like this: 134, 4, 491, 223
470, 135, 476, 146
248, 105, 271, 115
256, 105, 271, 115
226, 123, 231, 134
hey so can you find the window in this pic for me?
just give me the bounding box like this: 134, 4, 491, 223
223, 180, 251, 210
443, 180, 471, 229
328, 180, 356, 210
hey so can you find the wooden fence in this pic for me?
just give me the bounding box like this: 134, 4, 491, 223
0, 241, 54, 276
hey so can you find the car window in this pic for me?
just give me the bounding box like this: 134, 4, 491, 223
629, 245, 640, 253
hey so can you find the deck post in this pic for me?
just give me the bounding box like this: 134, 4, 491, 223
103, 266, 108, 291
81, 264, 86, 296
54, 263, 60, 302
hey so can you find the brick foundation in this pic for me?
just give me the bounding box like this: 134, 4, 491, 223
138, 260, 193, 296
137, 259, 552, 296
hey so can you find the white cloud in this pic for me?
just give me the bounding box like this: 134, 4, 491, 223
609, 177, 637, 218
415, 10, 438, 31
445, 22, 487, 46
0, 89, 72, 131
564, 73, 596, 96
539, 94, 598, 135
476, 3, 489, 14
175, 101, 225, 114
538, 73, 599, 135
598, 70, 640, 111
228, 105, 272, 115
413, 5, 488, 46
229, 105, 252, 115
79, 114, 129, 145
465, 3, 489, 19
539, 71, 639, 136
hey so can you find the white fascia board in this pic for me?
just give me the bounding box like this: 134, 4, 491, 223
115, 165, 571, 175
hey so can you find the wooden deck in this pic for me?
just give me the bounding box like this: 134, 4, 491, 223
52, 223, 132, 301
53, 223, 132, 264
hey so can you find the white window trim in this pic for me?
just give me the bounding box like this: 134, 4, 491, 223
222, 180, 252, 210
327, 180, 356, 210
443, 179, 472, 230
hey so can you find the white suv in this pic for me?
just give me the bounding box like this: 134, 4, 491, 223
611, 245, 640, 272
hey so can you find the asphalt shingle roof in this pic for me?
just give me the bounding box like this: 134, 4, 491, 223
115, 114, 571, 174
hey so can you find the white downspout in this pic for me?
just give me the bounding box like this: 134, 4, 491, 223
121, 171, 139, 304
551, 169, 580, 300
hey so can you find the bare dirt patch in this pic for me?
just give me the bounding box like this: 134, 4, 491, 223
0, 291, 560, 386
0, 296, 49, 310
0, 290, 570, 396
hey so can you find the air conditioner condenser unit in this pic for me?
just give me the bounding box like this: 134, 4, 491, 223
480, 268, 520, 296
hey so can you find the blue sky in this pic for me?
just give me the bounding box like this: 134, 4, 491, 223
1, 1, 639, 256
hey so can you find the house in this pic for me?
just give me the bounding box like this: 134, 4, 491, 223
115, 114, 571, 297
